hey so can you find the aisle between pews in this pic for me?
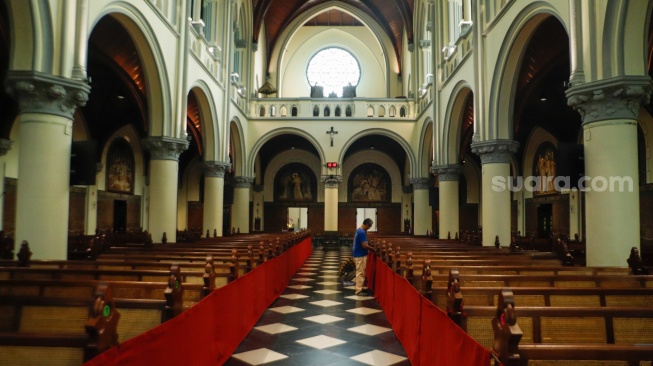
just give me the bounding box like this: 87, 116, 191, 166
226, 246, 409, 366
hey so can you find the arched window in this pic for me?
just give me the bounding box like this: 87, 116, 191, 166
306, 48, 360, 97
313, 105, 320, 117
378, 106, 386, 117
335, 106, 341, 117
291, 106, 298, 117
259, 106, 265, 117
346, 106, 352, 117
269, 106, 276, 117
324, 106, 331, 117
400, 106, 407, 118
389, 106, 396, 117
280, 105, 287, 117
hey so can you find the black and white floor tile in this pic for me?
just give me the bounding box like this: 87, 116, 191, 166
226, 247, 410, 366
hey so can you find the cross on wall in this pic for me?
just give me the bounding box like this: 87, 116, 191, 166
326, 126, 338, 147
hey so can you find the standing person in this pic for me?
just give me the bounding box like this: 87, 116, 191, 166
353, 218, 374, 295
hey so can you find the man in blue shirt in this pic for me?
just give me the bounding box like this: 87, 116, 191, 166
353, 218, 374, 295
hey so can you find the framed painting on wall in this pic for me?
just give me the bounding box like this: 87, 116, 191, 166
349, 163, 391, 202
533, 141, 558, 195
106, 138, 135, 195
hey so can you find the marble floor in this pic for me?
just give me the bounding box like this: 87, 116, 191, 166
225, 246, 410, 366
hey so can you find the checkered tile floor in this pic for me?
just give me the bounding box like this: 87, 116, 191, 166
226, 247, 409, 366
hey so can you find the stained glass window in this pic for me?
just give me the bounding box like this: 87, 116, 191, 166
306, 48, 360, 97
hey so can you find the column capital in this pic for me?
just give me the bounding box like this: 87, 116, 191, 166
410, 177, 431, 190
234, 176, 254, 188
321, 175, 342, 188
432, 164, 464, 182
6, 71, 90, 119
202, 161, 231, 177
471, 139, 519, 164
143, 136, 189, 161
0, 139, 12, 156
566, 76, 653, 125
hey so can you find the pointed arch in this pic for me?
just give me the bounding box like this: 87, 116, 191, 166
247, 127, 327, 177
489, 3, 566, 140
91, 3, 171, 136
337, 128, 417, 179
418, 119, 434, 177
607, 0, 651, 76
229, 117, 246, 176
270, 1, 397, 90
442, 81, 473, 165
188, 81, 218, 160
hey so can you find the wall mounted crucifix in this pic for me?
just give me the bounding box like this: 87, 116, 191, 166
326, 126, 338, 147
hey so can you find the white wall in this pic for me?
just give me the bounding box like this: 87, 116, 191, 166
278, 27, 387, 98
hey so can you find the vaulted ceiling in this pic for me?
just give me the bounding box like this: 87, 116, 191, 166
252, 0, 413, 73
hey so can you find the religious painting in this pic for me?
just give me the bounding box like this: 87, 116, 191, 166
533, 142, 557, 195
274, 163, 317, 202
106, 138, 135, 194
349, 163, 391, 202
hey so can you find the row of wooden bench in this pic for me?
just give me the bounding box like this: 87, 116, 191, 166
369, 235, 653, 366
0, 231, 310, 365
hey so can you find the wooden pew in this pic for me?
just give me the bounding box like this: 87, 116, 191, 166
491, 289, 653, 366
0, 283, 119, 365
432, 286, 653, 309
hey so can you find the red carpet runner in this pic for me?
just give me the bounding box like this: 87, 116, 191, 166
84, 238, 313, 365
366, 252, 491, 366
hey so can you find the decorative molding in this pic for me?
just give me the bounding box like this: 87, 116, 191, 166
202, 161, 231, 178
234, 176, 254, 188
6, 71, 90, 119
471, 139, 519, 164
432, 164, 464, 182
410, 177, 431, 190
0, 139, 13, 156
402, 185, 413, 194
321, 174, 342, 189
142, 136, 189, 161
567, 76, 653, 125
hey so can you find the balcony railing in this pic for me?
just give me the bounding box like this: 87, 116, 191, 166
249, 97, 415, 120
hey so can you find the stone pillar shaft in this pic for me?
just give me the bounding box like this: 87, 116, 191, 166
471, 140, 519, 247
323, 176, 341, 231
8, 72, 89, 259
203, 162, 230, 236
567, 76, 651, 266
232, 177, 253, 233
143, 137, 189, 243
411, 178, 432, 235
434, 165, 463, 239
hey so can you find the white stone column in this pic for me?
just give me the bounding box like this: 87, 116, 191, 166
411, 178, 433, 236
471, 140, 519, 247
7, 72, 90, 259
567, 76, 651, 266
143, 137, 189, 243
434, 165, 463, 239
202, 161, 230, 237
232, 176, 253, 233
323, 175, 341, 231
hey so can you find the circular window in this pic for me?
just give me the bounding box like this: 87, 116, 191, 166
306, 48, 360, 97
